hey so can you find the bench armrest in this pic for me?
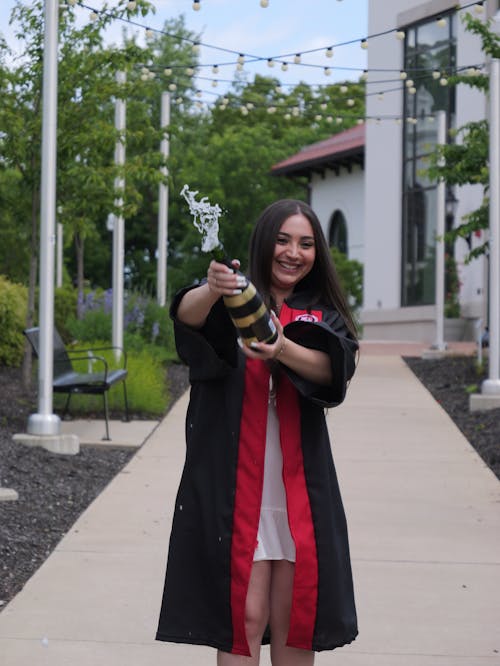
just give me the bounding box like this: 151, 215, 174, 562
66, 346, 127, 369
55, 354, 110, 381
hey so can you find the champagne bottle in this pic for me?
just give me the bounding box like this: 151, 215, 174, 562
211, 243, 278, 347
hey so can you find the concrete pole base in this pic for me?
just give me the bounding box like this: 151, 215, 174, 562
469, 393, 500, 412
13, 432, 80, 455
0, 487, 19, 502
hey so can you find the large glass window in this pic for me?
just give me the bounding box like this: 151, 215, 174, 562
401, 11, 456, 306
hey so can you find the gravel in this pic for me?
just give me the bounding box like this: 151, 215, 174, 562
1, 354, 498, 612
0, 362, 190, 610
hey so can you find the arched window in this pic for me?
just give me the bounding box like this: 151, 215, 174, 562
329, 210, 348, 255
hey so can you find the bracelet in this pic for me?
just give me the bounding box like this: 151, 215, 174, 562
276, 337, 286, 359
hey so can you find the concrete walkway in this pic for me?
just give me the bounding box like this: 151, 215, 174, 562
0, 348, 499, 665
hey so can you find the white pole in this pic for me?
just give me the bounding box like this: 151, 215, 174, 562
56, 221, 63, 288
112, 71, 126, 352
157, 91, 170, 307
434, 110, 447, 351
27, 0, 60, 436
482, 58, 500, 394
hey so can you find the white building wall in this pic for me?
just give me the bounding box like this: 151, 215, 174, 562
362, 0, 490, 341
310, 166, 365, 264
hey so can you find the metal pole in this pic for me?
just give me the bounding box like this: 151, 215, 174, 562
27, 0, 60, 436
482, 58, 500, 393
433, 110, 447, 351
56, 221, 63, 288
112, 71, 126, 352
157, 91, 170, 306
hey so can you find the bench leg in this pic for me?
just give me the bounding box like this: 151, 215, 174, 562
102, 392, 111, 441
62, 393, 73, 421
122, 381, 130, 422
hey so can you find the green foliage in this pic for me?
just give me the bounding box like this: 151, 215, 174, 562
54, 286, 78, 342
330, 247, 363, 314
425, 13, 500, 263
54, 342, 168, 417
0, 275, 28, 366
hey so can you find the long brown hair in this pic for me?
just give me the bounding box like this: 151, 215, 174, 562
248, 199, 358, 339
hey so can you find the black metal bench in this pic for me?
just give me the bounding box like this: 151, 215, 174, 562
24, 327, 129, 441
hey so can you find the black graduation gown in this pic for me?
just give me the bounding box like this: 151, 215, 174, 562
156, 286, 359, 655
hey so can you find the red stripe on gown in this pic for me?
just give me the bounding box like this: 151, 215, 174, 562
277, 302, 321, 649
230, 359, 269, 656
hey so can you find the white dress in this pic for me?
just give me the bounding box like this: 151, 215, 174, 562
253, 389, 296, 562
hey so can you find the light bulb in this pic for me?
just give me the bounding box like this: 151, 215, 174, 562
186, 67, 195, 76
267, 58, 274, 68
347, 98, 355, 106
360, 39, 368, 49
240, 106, 249, 115
409, 86, 417, 94
89, 11, 98, 21
148, 71, 155, 79
324, 67, 331, 76
223, 97, 229, 105
126, 1, 137, 10
281, 62, 288, 72
377, 93, 384, 101
196, 89, 202, 98
395, 30, 405, 40
246, 102, 254, 109
212, 77, 219, 87
340, 85, 348, 93
294, 54, 301, 64
405, 79, 414, 87
192, 42, 200, 54
336, 117, 343, 124
164, 68, 172, 76
440, 77, 448, 86
432, 70, 441, 80
326, 116, 333, 123
360, 70, 368, 82
192, 0, 201, 10
145, 28, 154, 39
474, 2, 484, 13
212, 65, 219, 74
284, 113, 291, 120
260, 0, 269, 7
325, 47, 333, 58
67, 0, 76, 5
169, 83, 177, 91
275, 85, 283, 93
436, 16, 447, 28
141, 67, 149, 75
400, 70, 407, 80
267, 106, 277, 114
237, 54, 245, 65
320, 102, 327, 110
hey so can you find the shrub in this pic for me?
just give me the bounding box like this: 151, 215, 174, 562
330, 247, 364, 314
0, 275, 27, 366
54, 286, 78, 342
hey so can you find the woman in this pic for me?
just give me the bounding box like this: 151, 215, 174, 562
156, 199, 359, 664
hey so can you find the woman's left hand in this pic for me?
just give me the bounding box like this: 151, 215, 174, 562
238, 311, 287, 361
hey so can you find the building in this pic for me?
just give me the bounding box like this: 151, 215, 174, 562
273, 0, 497, 343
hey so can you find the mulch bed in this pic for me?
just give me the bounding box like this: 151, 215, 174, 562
1, 354, 498, 611
0, 362, 190, 609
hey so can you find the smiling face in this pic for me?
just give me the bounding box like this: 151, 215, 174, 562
271, 213, 316, 299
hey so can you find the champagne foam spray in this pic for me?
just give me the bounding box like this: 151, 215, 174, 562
180, 184, 222, 253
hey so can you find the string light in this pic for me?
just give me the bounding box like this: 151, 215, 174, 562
294, 54, 302, 64
340, 85, 348, 93
408, 86, 417, 94
164, 68, 172, 76
89, 10, 98, 21
395, 30, 405, 40
436, 16, 447, 28
281, 62, 289, 72
237, 54, 245, 65
145, 28, 154, 39
260, 0, 269, 7
360, 70, 368, 82
324, 67, 331, 76
440, 76, 448, 86
474, 1, 485, 13
168, 83, 177, 91
192, 0, 201, 10
400, 70, 407, 80
432, 70, 441, 79
347, 98, 355, 106
126, 1, 136, 10
212, 65, 219, 75
360, 39, 368, 49
192, 42, 200, 54
267, 58, 275, 67
325, 47, 334, 58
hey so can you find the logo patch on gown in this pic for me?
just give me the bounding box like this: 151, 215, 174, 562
295, 313, 319, 322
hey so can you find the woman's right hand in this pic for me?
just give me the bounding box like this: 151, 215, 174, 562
207, 259, 246, 296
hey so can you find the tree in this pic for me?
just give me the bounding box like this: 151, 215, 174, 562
426, 12, 500, 263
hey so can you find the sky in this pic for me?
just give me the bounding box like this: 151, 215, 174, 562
0, 0, 369, 98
